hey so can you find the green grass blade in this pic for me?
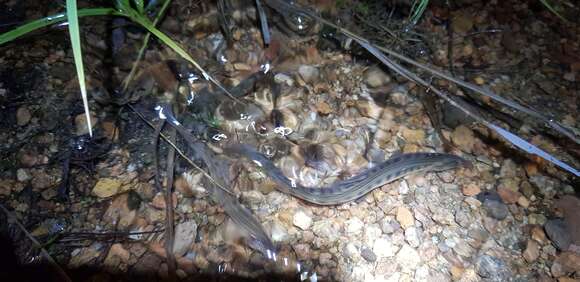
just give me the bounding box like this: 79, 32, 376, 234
66, 0, 92, 137
122, 0, 172, 92
538, 0, 569, 22
116, 0, 132, 11
408, 0, 429, 26
133, 0, 145, 14
0, 8, 118, 45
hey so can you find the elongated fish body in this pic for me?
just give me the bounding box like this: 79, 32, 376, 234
159, 104, 470, 258
226, 144, 471, 205
160, 105, 276, 256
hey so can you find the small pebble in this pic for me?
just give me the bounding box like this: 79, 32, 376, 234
269, 221, 289, 242
553, 252, 580, 276
173, 220, 197, 257
16, 106, 31, 126
451, 125, 475, 153
475, 255, 511, 281
345, 217, 364, 235
483, 199, 509, 220
462, 183, 481, 196
531, 226, 547, 244
316, 101, 332, 115
274, 73, 294, 86
497, 187, 521, 204
450, 265, 465, 280
529, 213, 547, 225
92, 178, 123, 198
293, 209, 313, 230
452, 12, 474, 34
380, 218, 399, 234
522, 239, 540, 262
474, 76, 485, 85
405, 227, 421, 247
294, 243, 311, 260
396, 206, 415, 229
360, 247, 377, 262
233, 62, 252, 71
298, 65, 320, 83
401, 127, 425, 144
363, 66, 390, 88
544, 219, 571, 251
151, 192, 177, 210
16, 168, 31, 182
396, 244, 421, 272
373, 237, 396, 258
517, 196, 530, 208
499, 159, 518, 178
74, 112, 98, 136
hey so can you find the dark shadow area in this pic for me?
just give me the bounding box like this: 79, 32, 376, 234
0, 239, 304, 282
0, 212, 306, 282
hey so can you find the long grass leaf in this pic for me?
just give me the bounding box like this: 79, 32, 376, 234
129, 14, 243, 103
122, 0, 172, 92
489, 124, 579, 176
539, 0, 569, 22
133, 0, 145, 14
66, 0, 92, 137
0, 8, 118, 45
409, 0, 429, 26
116, 0, 132, 11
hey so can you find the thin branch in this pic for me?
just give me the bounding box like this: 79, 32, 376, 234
121, 0, 172, 92
126, 104, 236, 197
163, 127, 177, 281
263, 0, 580, 145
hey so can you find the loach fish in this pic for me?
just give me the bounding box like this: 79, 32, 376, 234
157, 103, 470, 276
225, 144, 471, 205
157, 105, 276, 258
158, 101, 471, 277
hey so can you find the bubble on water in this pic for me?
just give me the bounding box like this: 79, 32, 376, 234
260, 63, 271, 74
154, 105, 166, 120
217, 261, 227, 273
211, 133, 228, 142
283, 11, 314, 35
274, 126, 293, 136
219, 54, 228, 64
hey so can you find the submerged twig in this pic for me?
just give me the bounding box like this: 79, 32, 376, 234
217, 0, 233, 45
353, 12, 400, 42
355, 38, 579, 176
119, 4, 245, 106
121, 0, 172, 92
0, 204, 72, 282
165, 128, 178, 281
152, 118, 177, 281
256, 0, 271, 46
373, 44, 580, 145
264, 0, 579, 145
446, 1, 455, 76
57, 229, 163, 242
